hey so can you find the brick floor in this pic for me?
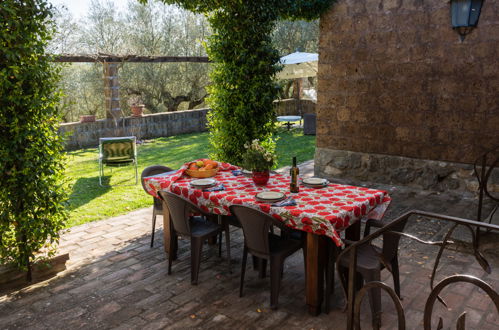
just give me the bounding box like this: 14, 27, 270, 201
1, 162, 498, 329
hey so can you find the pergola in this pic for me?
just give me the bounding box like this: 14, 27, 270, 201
53, 54, 210, 119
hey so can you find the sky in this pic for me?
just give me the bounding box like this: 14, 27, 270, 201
48, 0, 128, 18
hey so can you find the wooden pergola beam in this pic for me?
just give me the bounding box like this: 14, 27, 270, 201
53, 54, 210, 63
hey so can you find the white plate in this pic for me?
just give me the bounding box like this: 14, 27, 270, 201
255, 191, 286, 202
241, 169, 252, 177
302, 177, 328, 186
190, 178, 217, 187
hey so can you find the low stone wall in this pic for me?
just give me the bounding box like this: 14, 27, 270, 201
315, 148, 499, 194
59, 108, 209, 150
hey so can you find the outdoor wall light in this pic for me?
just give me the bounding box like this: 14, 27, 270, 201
451, 0, 484, 41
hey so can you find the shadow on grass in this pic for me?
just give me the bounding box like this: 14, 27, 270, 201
68, 176, 111, 211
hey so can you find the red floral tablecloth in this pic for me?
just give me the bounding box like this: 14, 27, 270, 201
144, 161, 391, 247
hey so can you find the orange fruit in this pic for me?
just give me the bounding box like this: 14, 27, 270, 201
205, 163, 214, 170
206, 160, 218, 168
189, 163, 199, 170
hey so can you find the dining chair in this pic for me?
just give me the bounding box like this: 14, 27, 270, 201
229, 205, 304, 309
141, 165, 174, 248
332, 218, 407, 328
158, 191, 231, 285
98, 136, 138, 186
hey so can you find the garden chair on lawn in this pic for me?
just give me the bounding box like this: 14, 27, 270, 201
141, 165, 174, 248
98, 136, 138, 186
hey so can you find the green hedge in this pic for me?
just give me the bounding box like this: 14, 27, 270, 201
0, 0, 68, 279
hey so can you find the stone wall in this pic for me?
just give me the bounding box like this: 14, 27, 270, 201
316, 0, 499, 191
273, 99, 316, 116
59, 108, 209, 150
315, 148, 499, 193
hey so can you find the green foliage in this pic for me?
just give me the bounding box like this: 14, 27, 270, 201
50, 2, 211, 121
0, 0, 68, 274
65, 131, 315, 227
148, 0, 335, 164
242, 139, 277, 172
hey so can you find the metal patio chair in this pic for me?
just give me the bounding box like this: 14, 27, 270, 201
474, 145, 499, 229
98, 136, 138, 186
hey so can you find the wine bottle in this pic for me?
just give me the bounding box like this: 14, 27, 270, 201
290, 156, 299, 193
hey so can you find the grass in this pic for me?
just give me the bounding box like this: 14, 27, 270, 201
65, 128, 315, 227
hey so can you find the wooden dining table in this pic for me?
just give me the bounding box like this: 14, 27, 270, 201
144, 161, 391, 315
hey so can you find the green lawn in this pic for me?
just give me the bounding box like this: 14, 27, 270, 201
65, 128, 315, 227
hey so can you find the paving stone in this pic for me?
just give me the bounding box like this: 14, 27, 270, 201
1, 165, 498, 329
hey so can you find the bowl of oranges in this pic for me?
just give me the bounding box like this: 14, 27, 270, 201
185, 159, 219, 178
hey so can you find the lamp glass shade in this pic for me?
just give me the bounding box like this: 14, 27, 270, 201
451, 0, 483, 27
451, 0, 472, 27
469, 0, 483, 26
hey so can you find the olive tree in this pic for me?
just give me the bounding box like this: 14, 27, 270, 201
144, 0, 335, 164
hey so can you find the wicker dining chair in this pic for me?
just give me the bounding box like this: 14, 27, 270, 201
230, 205, 304, 309
98, 136, 138, 186
141, 165, 174, 247
158, 191, 231, 285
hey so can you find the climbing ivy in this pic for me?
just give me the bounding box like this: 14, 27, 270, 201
145, 0, 335, 164
0, 0, 68, 279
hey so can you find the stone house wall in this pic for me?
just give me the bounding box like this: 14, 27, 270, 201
59, 108, 209, 150
316, 0, 499, 192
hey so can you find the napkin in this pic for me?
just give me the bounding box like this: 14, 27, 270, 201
203, 184, 225, 192
271, 197, 297, 207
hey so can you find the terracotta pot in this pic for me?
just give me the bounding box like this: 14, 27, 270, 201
80, 115, 96, 123
131, 104, 144, 117
252, 170, 270, 185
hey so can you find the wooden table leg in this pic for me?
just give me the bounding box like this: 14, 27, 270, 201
306, 232, 326, 315
162, 201, 177, 260
345, 219, 361, 241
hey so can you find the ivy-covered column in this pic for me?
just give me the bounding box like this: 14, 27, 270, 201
145, 0, 336, 164
205, 3, 280, 163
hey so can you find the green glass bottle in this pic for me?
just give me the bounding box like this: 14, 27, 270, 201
290, 157, 299, 193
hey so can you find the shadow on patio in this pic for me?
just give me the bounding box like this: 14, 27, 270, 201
0, 183, 498, 329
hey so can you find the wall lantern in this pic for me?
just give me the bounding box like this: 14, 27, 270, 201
451, 0, 484, 41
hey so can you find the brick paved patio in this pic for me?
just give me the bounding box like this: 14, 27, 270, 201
1, 163, 498, 329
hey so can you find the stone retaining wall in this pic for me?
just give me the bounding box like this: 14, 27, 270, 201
315, 148, 499, 194
59, 108, 209, 150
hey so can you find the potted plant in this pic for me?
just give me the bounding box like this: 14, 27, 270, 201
241, 139, 276, 185
128, 95, 144, 117
80, 115, 96, 123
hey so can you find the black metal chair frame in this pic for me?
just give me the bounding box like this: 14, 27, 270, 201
338, 210, 499, 330
141, 165, 174, 247
474, 145, 499, 228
